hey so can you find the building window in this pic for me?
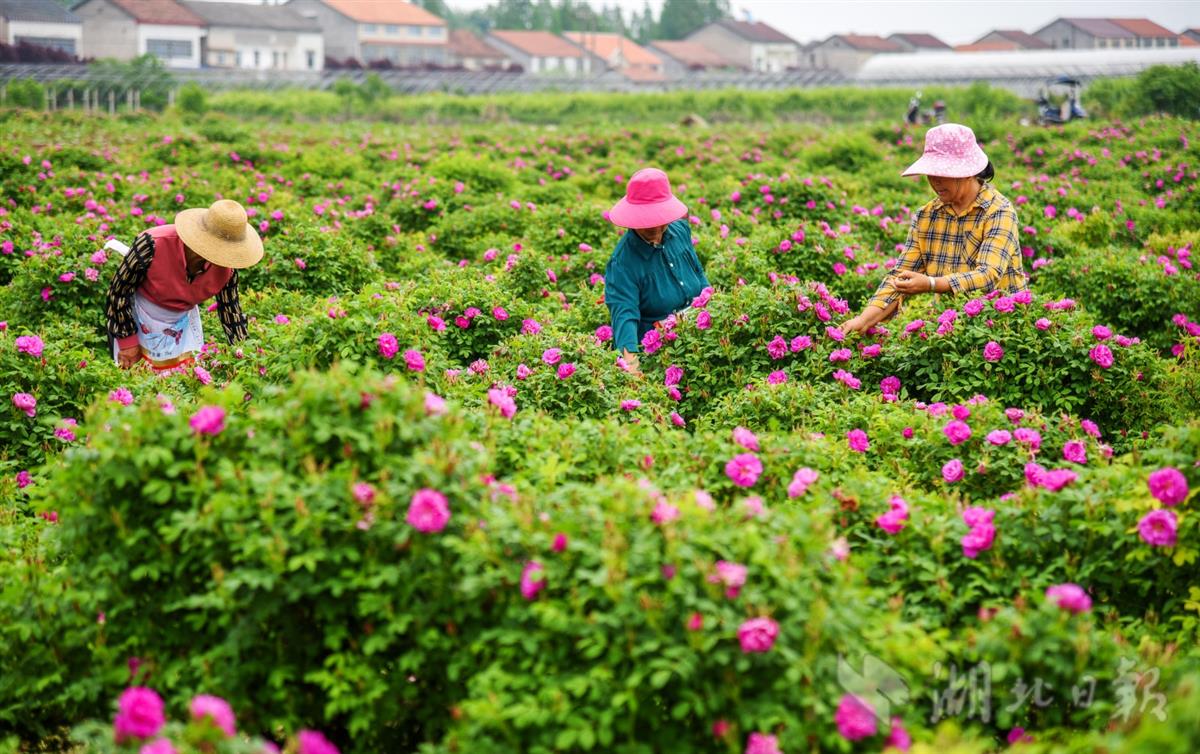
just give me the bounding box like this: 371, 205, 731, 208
363, 23, 377, 34
253, 50, 260, 67
427, 26, 444, 38
146, 38, 192, 59
408, 25, 422, 37
385, 24, 399, 35
14, 36, 76, 54
1062, 36, 1069, 48
236, 51, 242, 67
272, 51, 279, 67
306, 50, 315, 69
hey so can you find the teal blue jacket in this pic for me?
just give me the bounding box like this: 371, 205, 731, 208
604, 219, 710, 353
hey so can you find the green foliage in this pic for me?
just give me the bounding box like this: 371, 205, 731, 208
4, 78, 44, 109
176, 82, 207, 117
1, 108, 1199, 754
89, 54, 175, 111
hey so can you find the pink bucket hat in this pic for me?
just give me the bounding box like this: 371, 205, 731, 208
902, 123, 989, 178
607, 168, 687, 229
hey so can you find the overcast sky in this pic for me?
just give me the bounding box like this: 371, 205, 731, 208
445, 0, 1200, 46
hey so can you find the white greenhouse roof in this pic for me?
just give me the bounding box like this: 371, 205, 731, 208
856, 47, 1200, 83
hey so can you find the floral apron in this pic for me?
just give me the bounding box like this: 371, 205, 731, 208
112, 292, 204, 371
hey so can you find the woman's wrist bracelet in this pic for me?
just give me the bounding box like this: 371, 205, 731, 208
929, 276, 937, 292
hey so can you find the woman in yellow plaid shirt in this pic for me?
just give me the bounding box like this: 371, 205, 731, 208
839, 123, 1027, 335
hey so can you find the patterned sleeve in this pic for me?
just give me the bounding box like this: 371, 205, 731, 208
944, 204, 1019, 295
215, 270, 248, 344
866, 213, 925, 311
105, 233, 155, 349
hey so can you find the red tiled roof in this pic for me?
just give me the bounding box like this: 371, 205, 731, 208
1056, 18, 1136, 38
488, 30, 583, 58
836, 34, 903, 52
447, 29, 504, 59
889, 33, 950, 49
1109, 18, 1177, 37
955, 41, 1020, 52
989, 30, 1051, 49
647, 39, 735, 68
713, 18, 797, 45
1179, 34, 1199, 47
563, 31, 661, 67
109, 0, 204, 26
323, 0, 444, 26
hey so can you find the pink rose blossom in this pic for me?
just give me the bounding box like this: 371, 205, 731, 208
1148, 468, 1189, 506
404, 349, 425, 372
114, 687, 165, 741
11, 392, 36, 418
1045, 583, 1092, 614
835, 694, 877, 741
1089, 344, 1114, 369
943, 420, 972, 446
407, 488, 450, 533
847, 428, 869, 453
885, 717, 912, 752
732, 426, 760, 452
139, 739, 176, 754
378, 333, 399, 359
520, 561, 546, 600
652, 500, 680, 525
1138, 509, 1177, 547
16, 335, 44, 357
787, 467, 818, 498
983, 341, 1004, 362
1062, 440, 1087, 465
986, 429, 1012, 445
744, 732, 781, 754
297, 730, 340, 754
725, 453, 763, 487
737, 617, 779, 653
962, 523, 996, 558
943, 458, 965, 483
713, 560, 747, 598
190, 406, 225, 435
189, 694, 236, 737
424, 392, 447, 416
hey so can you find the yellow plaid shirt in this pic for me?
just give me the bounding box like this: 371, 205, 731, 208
867, 184, 1027, 311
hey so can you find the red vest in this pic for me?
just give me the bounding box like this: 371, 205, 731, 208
139, 225, 233, 311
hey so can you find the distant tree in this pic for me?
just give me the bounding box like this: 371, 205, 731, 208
656, 0, 728, 39
416, 0, 454, 23
494, 0, 536, 29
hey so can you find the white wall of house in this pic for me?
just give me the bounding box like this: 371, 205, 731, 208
6, 20, 83, 54
753, 42, 798, 72
76, 0, 138, 60
204, 27, 323, 70
137, 23, 202, 68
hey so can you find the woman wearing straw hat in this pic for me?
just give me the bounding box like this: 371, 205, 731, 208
604, 168, 710, 371
839, 123, 1027, 335
105, 199, 263, 370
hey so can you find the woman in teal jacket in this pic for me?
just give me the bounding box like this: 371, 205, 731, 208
604, 168, 710, 370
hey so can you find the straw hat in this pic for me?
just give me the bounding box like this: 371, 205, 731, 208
174, 199, 264, 269
607, 168, 688, 229
901, 123, 989, 179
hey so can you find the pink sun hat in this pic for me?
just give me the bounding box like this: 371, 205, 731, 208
902, 123, 989, 178
607, 168, 688, 229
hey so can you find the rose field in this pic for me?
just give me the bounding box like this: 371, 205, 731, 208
1, 98, 1199, 754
